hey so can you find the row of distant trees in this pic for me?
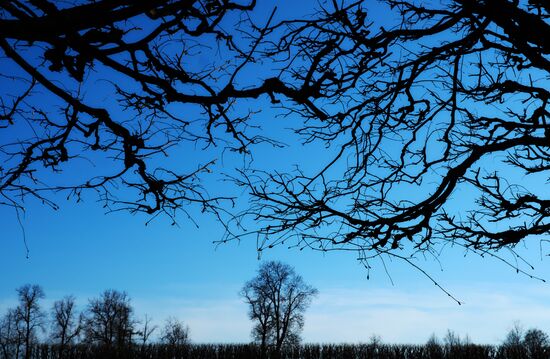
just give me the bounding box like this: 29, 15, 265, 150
0, 285, 189, 359
4, 262, 548, 359
0, 261, 317, 359
427, 326, 550, 358
1, 280, 550, 359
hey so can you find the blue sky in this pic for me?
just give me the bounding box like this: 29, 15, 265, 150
2, 188, 550, 344
2, 0, 550, 345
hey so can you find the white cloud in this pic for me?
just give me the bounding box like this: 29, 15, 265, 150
132, 296, 252, 343
302, 284, 550, 344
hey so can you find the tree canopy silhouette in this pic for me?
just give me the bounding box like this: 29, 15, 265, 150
83, 290, 135, 348
240, 261, 317, 358
0, 0, 266, 219
1, 1, 549, 272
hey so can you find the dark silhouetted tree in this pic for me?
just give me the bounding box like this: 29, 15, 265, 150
160, 317, 190, 347
50, 296, 82, 354
83, 290, 135, 348
241, 261, 317, 358
0, 0, 267, 222
523, 328, 549, 359
502, 322, 524, 348
240, 274, 272, 355
0, 309, 23, 359
1, 0, 550, 279
137, 314, 157, 346
501, 322, 528, 358
443, 329, 463, 348
426, 333, 444, 357
15, 284, 45, 359
228, 0, 550, 288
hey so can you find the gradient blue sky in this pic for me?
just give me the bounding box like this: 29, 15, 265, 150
2, 195, 550, 344
2, 0, 550, 345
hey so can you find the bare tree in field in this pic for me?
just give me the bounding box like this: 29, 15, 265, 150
83, 290, 135, 348
160, 317, 190, 347
444, 329, 466, 348
502, 322, 524, 348
137, 314, 157, 346
15, 284, 45, 359
50, 296, 82, 353
523, 328, 550, 359
0, 309, 23, 359
241, 278, 272, 355
241, 261, 317, 358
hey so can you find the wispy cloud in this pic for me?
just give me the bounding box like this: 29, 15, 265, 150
132, 296, 252, 343
303, 284, 550, 344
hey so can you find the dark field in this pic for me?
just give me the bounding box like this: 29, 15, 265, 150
19, 343, 549, 359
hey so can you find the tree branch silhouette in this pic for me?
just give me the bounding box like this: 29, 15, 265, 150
1, 0, 550, 276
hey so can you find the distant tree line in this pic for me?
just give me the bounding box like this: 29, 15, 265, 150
0, 261, 317, 359
0, 285, 189, 359
1, 282, 550, 359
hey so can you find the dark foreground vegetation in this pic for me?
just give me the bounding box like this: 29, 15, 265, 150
14, 342, 550, 359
